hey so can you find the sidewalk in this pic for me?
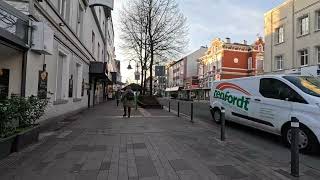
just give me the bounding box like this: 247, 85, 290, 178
0, 101, 319, 180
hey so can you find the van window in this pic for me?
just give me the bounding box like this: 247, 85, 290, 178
283, 76, 320, 98
259, 78, 307, 104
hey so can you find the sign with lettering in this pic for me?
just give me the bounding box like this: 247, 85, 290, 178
38, 71, 48, 99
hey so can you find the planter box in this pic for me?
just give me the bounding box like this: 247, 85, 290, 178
0, 135, 16, 160
12, 125, 40, 152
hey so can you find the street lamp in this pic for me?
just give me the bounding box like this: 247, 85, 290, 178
127, 60, 133, 70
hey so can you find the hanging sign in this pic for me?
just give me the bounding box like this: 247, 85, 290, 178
38, 71, 48, 99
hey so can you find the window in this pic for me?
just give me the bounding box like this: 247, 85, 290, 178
58, 0, 69, 21
99, 8, 102, 22
259, 78, 307, 103
248, 57, 253, 70
276, 26, 284, 43
275, 56, 283, 70
98, 43, 100, 61
76, 3, 84, 38
317, 47, 320, 64
284, 76, 320, 98
258, 44, 264, 52
299, 16, 309, 36
299, 49, 308, 66
316, 11, 320, 30
75, 64, 83, 98
92, 31, 95, 55
56, 52, 69, 100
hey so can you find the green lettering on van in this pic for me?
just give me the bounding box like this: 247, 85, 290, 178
213, 90, 249, 111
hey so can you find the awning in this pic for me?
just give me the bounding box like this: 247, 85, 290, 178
165, 87, 180, 92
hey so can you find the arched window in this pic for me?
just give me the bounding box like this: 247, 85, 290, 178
258, 44, 264, 52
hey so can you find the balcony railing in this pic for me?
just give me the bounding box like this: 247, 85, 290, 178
0, 1, 29, 48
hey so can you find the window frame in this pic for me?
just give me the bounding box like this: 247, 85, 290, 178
317, 46, 320, 64
298, 15, 310, 36
275, 26, 284, 44
316, 10, 320, 31
76, 2, 84, 39
275, 55, 283, 70
92, 31, 95, 56
299, 49, 309, 66
259, 78, 307, 104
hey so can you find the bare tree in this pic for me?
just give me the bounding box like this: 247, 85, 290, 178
120, 0, 188, 95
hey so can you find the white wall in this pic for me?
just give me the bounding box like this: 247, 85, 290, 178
186, 47, 207, 78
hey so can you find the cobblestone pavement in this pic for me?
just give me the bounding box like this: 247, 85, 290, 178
0, 101, 319, 180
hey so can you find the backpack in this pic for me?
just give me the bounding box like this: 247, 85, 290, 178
126, 91, 135, 101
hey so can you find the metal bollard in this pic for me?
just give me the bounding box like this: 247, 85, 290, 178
291, 117, 300, 177
220, 107, 226, 141
169, 101, 171, 112
190, 103, 194, 123
177, 101, 180, 117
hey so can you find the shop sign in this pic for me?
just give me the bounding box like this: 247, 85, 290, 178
38, 70, 48, 99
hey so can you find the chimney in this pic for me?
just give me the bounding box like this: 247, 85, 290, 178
243, 40, 247, 45
226, 37, 231, 43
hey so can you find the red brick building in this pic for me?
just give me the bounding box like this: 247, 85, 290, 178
197, 37, 264, 99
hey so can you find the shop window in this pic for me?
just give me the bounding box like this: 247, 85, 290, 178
0, 68, 9, 100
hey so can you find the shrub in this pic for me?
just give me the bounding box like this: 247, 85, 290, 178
0, 96, 48, 138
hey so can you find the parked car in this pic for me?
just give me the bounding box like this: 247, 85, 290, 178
210, 75, 320, 153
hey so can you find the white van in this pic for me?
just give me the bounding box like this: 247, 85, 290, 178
210, 75, 320, 152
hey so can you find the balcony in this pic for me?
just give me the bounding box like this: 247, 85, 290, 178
0, 1, 29, 48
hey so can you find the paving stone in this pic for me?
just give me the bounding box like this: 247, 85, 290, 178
169, 159, 192, 172
100, 161, 111, 170
129, 176, 139, 180
208, 165, 248, 179
120, 147, 127, 153
135, 156, 158, 177
75, 170, 99, 180
97, 170, 108, 180
70, 164, 83, 173
133, 143, 147, 149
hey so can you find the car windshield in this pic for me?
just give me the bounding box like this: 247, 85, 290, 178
284, 76, 320, 98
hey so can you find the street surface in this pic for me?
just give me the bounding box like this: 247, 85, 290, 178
0, 100, 320, 180
158, 98, 320, 172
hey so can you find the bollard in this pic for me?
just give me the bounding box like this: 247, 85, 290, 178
169, 101, 171, 112
220, 107, 226, 141
177, 101, 180, 117
190, 103, 194, 123
291, 117, 300, 177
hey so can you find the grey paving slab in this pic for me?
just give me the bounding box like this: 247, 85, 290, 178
135, 156, 158, 177
169, 159, 192, 171
208, 165, 248, 179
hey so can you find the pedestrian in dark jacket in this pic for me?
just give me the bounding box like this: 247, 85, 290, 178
121, 86, 135, 118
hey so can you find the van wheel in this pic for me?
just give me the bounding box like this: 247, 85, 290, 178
211, 108, 221, 124
282, 124, 319, 153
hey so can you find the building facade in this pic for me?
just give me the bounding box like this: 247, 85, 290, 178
0, 0, 117, 122
264, 0, 320, 75
198, 37, 264, 99
165, 47, 207, 98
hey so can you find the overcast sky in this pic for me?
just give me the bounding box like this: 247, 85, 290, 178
112, 0, 285, 82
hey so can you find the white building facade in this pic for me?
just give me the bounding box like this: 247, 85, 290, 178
264, 0, 320, 76
0, 0, 116, 122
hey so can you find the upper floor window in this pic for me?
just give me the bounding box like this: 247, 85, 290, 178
298, 16, 309, 36
92, 31, 95, 55
275, 55, 283, 70
58, 0, 69, 21
316, 10, 320, 30
317, 47, 320, 64
275, 26, 284, 43
248, 57, 253, 70
258, 44, 264, 52
98, 43, 100, 61
299, 49, 309, 66
76, 3, 84, 39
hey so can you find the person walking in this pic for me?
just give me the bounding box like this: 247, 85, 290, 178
115, 89, 121, 107
121, 86, 135, 118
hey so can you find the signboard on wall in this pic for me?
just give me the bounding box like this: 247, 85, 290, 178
38, 71, 48, 99
0, 69, 9, 99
